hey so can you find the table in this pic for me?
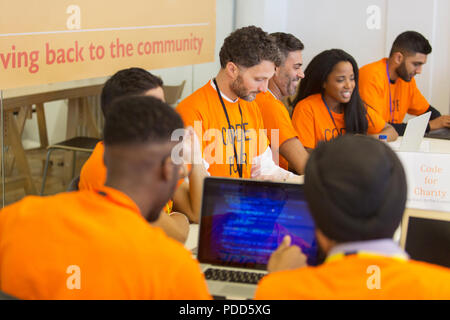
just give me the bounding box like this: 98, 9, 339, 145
1, 82, 104, 196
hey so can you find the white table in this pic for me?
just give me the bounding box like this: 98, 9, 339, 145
185, 224, 199, 251
388, 137, 450, 154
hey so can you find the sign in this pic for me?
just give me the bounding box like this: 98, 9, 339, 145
0, 0, 216, 89
397, 152, 450, 212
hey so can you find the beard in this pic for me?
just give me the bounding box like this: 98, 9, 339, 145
230, 75, 258, 102
395, 62, 412, 82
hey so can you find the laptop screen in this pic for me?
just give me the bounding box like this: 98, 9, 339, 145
401, 209, 450, 268
198, 177, 318, 270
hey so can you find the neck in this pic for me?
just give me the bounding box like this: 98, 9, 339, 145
322, 94, 342, 113
105, 178, 154, 220
215, 70, 238, 101
268, 78, 283, 100
387, 57, 398, 82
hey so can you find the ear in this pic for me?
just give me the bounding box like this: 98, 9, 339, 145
393, 51, 404, 65
161, 156, 174, 182
225, 61, 239, 80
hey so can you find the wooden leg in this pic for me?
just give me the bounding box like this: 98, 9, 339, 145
5, 112, 37, 195
63, 98, 79, 184
35, 103, 49, 149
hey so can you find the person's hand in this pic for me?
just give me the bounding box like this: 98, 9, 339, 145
429, 115, 450, 131
267, 235, 307, 273
182, 126, 202, 165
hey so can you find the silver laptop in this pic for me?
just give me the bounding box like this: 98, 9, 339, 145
395, 111, 431, 151
400, 208, 450, 268
197, 177, 318, 299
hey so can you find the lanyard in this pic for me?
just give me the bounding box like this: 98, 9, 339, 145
213, 78, 244, 178
321, 95, 342, 137
386, 61, 394, 123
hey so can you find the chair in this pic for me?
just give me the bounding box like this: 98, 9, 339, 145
163, 80, 186, 107
40, 137, 101, 195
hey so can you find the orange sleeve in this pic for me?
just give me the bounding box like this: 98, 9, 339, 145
79, 142, 106, 191
407, 78, 430, 116
366, 105, 387, 134
359, 63, 390, 122
256, 92, 298, 148
291, 101, 316, 149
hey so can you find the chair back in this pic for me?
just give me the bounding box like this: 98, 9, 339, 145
163, 80, 186, 107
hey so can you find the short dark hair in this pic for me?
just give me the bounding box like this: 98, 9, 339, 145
104, 95, 184, 146
389, 31, 432, 57
270, 32, 304, 62
219, 25, 281, 68
292, 49, 368, 134
101, 67, 163, 116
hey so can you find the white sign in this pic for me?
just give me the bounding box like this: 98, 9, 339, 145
397, 152, 450, 212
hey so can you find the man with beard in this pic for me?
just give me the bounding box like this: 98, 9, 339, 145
0, 96, 211, 299
359, 31, 450, 135
255, 33, 308, 174
176, 26, 301, 181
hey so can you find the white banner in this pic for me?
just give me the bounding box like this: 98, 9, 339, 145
397, 152, 450, 213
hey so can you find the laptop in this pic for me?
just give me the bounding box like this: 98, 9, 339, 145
425, 127, 450, 141
400, 208, 450, 268
391, 111, 431, 152
197, 177, 318, 299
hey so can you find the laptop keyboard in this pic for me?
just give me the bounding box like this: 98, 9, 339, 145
204, 268, 265, 284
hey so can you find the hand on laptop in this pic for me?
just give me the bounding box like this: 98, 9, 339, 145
267, 235, 307, 273
429, 115, 450, 131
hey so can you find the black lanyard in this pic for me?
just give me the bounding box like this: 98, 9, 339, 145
386, 60, 395, 123
213, 78, 244, 178
321, 95, 342, 137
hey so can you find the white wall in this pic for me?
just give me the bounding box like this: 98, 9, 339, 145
236, 0, 450, 115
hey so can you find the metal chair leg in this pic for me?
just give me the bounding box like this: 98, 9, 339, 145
40, 148, 55, 196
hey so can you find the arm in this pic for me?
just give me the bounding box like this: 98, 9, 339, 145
278, 137, 309, 175
172, 126, 208, 223
151, 211, 190, 244
172, 163, 207, 224
369, 123, 398, 141
267, 235, 307, 273
251, 146, 303, 183
428, 106, 450, 131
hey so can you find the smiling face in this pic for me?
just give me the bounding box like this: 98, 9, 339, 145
395, 52, 427, 82
230, 60, 276, 101
322, 61, 355, 108
273, 50, 305, 97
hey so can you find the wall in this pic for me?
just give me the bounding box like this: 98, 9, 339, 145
236, 0, 450, 116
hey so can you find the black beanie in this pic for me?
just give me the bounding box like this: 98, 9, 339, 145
304, 135, 407, 242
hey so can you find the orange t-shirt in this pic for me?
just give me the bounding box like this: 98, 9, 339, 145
0, 187, 211, 300
176, 81, 269, 178
359, 58, 429, 123
291, 93, 386, 149
255, 254, 450, 299
79, 141, 173, 213
255, 91, 299, 170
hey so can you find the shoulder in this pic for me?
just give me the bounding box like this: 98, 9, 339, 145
176, 82, 212, 112
359, 59, 386, 82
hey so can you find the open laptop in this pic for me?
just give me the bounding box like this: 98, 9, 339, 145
425, 127, 450, 140
400, 208, 450, 268
390, 111, 431, 152
197, 177, 318, 299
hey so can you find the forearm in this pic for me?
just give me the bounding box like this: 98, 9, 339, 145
278, 137, 309, 175
151, 210, 189, 244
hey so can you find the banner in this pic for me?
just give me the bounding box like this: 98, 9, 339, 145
0, 0, 216, 89
397, 152, 450, 213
